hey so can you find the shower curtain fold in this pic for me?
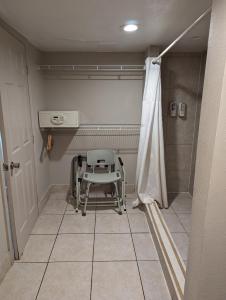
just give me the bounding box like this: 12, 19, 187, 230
135, 57, 168, 208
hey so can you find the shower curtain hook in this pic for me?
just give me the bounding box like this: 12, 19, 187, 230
152, 60, 161, 65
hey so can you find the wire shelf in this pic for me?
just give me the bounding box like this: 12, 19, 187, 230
51, 125, 140, 136
38, 64, 145, 72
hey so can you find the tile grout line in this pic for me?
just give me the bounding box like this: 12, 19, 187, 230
171, 206, 190, 237
34, 202, 68, 300
174, 215, 190, 238
126, 213, 146, 300
164, 203, 190, 262
170, 198, 191, 237
16, 259, 160, 264
31, 231, 150, 235
31, 197, 148, 300
90, 205, 97, 300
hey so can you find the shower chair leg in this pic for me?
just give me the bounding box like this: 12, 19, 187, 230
75, 181, 80, 213
114, 182, 122, 215
83, 182, 91, 216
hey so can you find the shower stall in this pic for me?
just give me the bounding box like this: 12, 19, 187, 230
135, 9, 209, 299
162, 53, 206, 199
161, 51, 206, 258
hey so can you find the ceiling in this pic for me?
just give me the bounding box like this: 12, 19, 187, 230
0, 0, 211, 52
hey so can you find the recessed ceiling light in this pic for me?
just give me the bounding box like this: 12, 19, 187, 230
123, 24, 138, 32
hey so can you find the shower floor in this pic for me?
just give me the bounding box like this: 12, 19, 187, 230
0, 191, 171, 300
160, 193, 192, 267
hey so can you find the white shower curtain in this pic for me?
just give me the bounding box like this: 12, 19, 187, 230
135, 57, 168, 208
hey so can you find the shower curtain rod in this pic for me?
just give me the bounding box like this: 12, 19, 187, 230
152, 7, 212, 65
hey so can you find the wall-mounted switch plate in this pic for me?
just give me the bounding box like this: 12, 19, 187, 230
178, 103, 186, 118
169, 102, 177, 117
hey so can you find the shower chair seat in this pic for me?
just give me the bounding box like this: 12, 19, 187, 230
83, 171, 121, 184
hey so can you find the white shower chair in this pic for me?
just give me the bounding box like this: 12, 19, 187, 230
72, 150, 126, 216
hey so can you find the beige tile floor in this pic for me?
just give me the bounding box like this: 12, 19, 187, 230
160, 193, 192, 266
0, 192, 172, 300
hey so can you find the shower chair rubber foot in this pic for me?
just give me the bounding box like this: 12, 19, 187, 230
118, 211, 122, 215
82, 212, 86, 216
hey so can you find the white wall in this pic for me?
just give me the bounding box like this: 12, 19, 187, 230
42, 52, 144, 190
44, 78, 143, 190
45, 79, 143, 125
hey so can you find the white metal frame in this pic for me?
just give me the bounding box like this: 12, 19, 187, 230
38, 64, 145, 72
72, 152, 126, 215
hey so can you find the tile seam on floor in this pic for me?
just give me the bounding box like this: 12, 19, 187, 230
30, 233, 57, 236
41, 213, 65, 215
171, 210, 191, 214
15, 261, 50, 264
16, 259, 160, 264
34, 203, 67, 300
95, 212, 144, 215
94, 231, 149, 234
32, 199, 151, 299
173, 210, 190, 237
166, 230, 188, 234
171, 197, 192, 214
126, 212, 146, 300
166, 203, 190, 236
94, 232, 147, 234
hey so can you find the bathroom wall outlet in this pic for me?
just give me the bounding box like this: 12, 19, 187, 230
169, 102, 177, 117
178, 102, 186, 118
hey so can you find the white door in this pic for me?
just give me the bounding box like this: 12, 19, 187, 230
0, 26, 38, 257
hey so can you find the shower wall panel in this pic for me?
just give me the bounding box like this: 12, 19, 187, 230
162, 53, 206, 194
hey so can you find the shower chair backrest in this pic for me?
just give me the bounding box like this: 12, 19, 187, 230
87, 150, 115, 170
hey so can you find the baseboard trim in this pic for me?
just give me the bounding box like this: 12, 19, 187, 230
145, 202, 185, 300
49, 184, 70, 193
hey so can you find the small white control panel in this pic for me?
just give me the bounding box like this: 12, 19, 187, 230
169, 102, 187, 118
169, 102, 177, 117
178, 103, 186, 118
39, 111, 80, 128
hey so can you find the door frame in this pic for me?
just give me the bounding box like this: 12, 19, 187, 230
0, 90, 19, 260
